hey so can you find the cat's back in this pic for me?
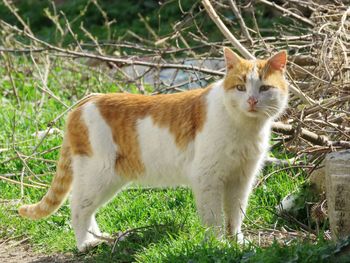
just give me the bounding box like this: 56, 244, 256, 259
92, 88, 209, 114
68, 88, 210, 128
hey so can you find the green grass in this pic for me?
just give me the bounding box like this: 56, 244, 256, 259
0, 56, 348, 262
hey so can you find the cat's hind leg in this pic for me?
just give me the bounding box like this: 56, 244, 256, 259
69, 102, 130, 252
70, 155, 127, 252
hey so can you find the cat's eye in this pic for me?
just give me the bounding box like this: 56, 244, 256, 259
235, 85, 246, 91
260, 85, 272, 92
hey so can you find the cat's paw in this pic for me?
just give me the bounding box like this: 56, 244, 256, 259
77, 238, 104, 252
236, 232, 245, 244
224, 232, 247, 245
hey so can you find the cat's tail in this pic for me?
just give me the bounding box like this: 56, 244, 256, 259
18, 136, 73, 220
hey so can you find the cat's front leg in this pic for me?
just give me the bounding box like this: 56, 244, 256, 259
223, 174, 254, 242
191, 172, 225, 237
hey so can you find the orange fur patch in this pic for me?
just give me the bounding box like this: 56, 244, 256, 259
95, 88, 210, 178
67, 108, 93, 156
224, 59, 254, 90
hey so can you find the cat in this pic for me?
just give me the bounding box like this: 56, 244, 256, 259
18, 47, 288, 252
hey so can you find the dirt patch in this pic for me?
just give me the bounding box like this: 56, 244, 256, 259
0, 239, 79, 263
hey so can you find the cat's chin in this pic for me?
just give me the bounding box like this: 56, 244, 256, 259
243, 110, 266, 119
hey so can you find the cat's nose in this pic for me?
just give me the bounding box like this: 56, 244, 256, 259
247, 96, 258, 107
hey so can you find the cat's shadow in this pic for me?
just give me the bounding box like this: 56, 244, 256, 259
78, 221, 182, 262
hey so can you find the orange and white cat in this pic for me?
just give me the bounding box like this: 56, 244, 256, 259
19, 48, 288, 252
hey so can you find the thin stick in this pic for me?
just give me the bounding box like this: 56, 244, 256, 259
29, 52, 68, 108
20, 167, 25, 199
201, 0, 254, 59
286, 71, 316, 105
1, 53, 20, 105
228, 0, 254, 46
2, 0, 34, 34
111, 224, 171, 254
30, 93, 99, 155
0, 175, 45, 189
255, 165, 313, 187
258, 0, 314, 27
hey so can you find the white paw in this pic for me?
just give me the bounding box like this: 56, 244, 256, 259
77, 238, 104, 252
236, 232, 245, 244
220, 232, 246, 245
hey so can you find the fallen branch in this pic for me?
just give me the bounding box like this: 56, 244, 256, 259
111, 224, 173, 254
265, 156, 298, 167
255, 164, 314, 187
272, 122, 338, 147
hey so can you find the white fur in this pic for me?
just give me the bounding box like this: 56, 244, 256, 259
135, 116, 193, 187
71, 103, 127, 251
70, 67, 287, 251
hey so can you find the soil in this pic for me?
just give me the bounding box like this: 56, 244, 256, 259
0, 239, 78, 263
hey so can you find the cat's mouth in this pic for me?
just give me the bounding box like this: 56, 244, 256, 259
248, 108, 257, 113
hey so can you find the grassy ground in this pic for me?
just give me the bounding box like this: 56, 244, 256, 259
0, 55, 348, 262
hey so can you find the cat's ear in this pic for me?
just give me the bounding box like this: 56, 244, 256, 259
223, 47, 241, 71
267, 50, 287, 71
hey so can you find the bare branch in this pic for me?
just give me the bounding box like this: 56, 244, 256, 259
258, 0, 314, 27
228, 0, 254, 46
201, 0, 255, 59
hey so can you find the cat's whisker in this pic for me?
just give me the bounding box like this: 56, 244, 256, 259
262, 111, 273, 119
261, 109, 276, 119
260, 105, 279, 112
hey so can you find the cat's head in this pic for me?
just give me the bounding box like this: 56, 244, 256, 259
222, 47, 288, 120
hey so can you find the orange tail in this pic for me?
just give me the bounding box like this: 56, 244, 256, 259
19, 137, 73, 220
